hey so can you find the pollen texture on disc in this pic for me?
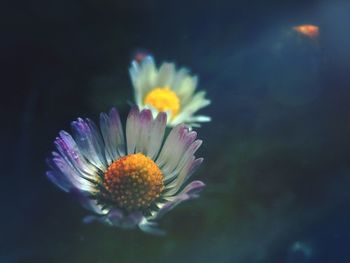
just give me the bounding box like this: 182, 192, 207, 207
103, 153, 164, 211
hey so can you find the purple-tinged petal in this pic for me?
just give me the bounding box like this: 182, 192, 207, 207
156, 124, 187, 167
186, 157, 204, 181
83, 209, 123, 225
47, 151, 95, 192
83, 215, 98, 224
46, 170, 72, 192
99, 108, 125, 164
122, 211, 144, 228
54, 131, 99, 181
147, 112, 167, 159
153, 180, 205, 219
126, 106, 140, 154
164, 157, 203, 195
157, 125, 199, 176
164, 139, 202, 183
163, 129, 197, 174
180, 180, 205, 197
71, 118, 107, 170
109, 108, 125, 156
83, 209, 143, 229
135, 109, 153, 153
69, 189, 107, 215
101, 209, 142, 229
99, 113, 115, 164
138, 218, 166, 236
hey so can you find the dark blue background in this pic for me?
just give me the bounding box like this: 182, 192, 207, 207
2, 0, 350, 262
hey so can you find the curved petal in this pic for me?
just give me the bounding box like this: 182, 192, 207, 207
164, 157, 203, 196
71, 118, 107, 170
70, 189, 108, 215
99, 108, 125, 164
164, 139, 202, 183
176, 75, 198, 105
46, 170, 72, 192
129, 56, 157, 106
172, 67, 190, 91
172, 91, 211, 126
138, 217, 166, 236
47, 151, 96, 192
151, 180, 205, 220
54, 131, 99, 181
146, 112, 167, 159
156, 124, 185, 167
83, 209, 143, 229
135, 109, 153, 153
157, 63, 176, 87
126, 106, 140, 154
126, 108, 168, 159
157, 124, 198, 176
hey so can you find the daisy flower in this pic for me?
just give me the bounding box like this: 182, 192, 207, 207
46, 107, 205, 235
129, 56, 211, 127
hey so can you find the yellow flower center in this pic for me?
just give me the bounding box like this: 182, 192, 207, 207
103, 153, 164, 211
144, 87, 180, 118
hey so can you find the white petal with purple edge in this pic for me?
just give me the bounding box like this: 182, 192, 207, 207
164, 157, 203, 196
126, 107, 140, 154
55, 131, 98, 180
135, 109, 153, 154
138, 218, 166, 236
71, 118, 107, 170
158, 126, 197, 176
155, 124, 185, 167
146, 112, 167, 159
151, 180, 205, 219
49, 153, 95, 192
164, 140, 202, 183
99, 108, 125, 164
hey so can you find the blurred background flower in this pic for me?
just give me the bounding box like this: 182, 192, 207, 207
129, 55, 211, 127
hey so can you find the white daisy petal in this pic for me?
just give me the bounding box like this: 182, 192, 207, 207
126, 106, 141, 154
176, 75, 198, 105
172, 67, 190, 91
138, 217, 166, 235
71, 118, 107, 170
150, 180, 205, 220
71, 190, 109, 215
146, 112, 167, 159
172, 92, 211, 126
157, 63, 176, 87
130, 56, 157, 106
46, 170, 71, 192
164, 157, 204, 196
161, 129, 197, 175
55, 131, 99, 180
188, 115, 211, 123
155, 124, 186, 167
48, 152, 95, 192
100, 108, 125, 164
164, 139, 202, 183
135, 109, 153, 153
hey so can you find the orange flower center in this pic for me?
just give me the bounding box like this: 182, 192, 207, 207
144, 86, 180, 118
103, 153, 164, 211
